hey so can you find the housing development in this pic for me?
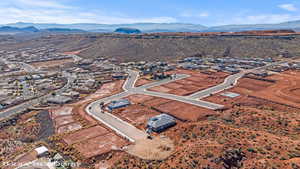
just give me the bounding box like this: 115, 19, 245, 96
1, 25, 300, 169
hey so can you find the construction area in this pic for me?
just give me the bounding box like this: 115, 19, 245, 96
125, 94, 217, 122
49, 106, 82, 134
149, 69, 229, 96
2, 64, 300, 169
203, 70, 300, 109
63, 125, 128, 159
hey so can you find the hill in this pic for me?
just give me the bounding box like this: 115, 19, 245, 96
4, 22, 208, 33
0, 26, 86, 35
1, 32, 300, 63
206, 20, 300, 32
4, 20, 300, 33
114, 28, 142, 34
0, 26, 39, 34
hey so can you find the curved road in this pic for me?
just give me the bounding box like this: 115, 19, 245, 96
86, 61, 286, 142
189, 71, 246, 99
86, 70, 229, 142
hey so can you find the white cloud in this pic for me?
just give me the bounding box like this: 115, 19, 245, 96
198, 12, 209, 17
16, 0, 72, 9
278, 4, 298, 12
0, 6, 177, 24
180, 11, 209, 18
232, 14, 300, 24
0, 0, 177, 24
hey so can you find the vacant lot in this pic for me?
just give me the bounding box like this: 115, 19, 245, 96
29, 58, 74, 69
125, 94, 217, 122
63, 125, 110, 145
252, 70, 300, 109
49, 106, 82, 134
73, 133, 127, 159
112, 104, 160, 129
149, 70, 229, 96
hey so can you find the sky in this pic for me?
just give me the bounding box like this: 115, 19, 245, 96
1, 0, 300, 26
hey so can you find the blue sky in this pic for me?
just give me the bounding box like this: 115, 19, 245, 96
1, 0, 300, 26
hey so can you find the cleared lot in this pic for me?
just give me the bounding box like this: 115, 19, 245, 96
63, 125, 128, 159
149, 70, 229, 96
73, 133, 127, 159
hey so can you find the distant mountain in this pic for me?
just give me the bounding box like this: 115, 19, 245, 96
4, 22, 207, 33
2, 20, 300, 34
114, 28, 141, 34
0, 26, 39, 34
0, 26, 85, 34
205, 20, 300, 32
43, 28, 86, 33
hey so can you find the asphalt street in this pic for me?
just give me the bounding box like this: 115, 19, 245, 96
0, 71, 75, 119
189, 71, 246, 99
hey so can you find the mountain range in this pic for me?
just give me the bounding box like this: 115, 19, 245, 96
1, 20, 300, 34
0, 26, 86, 35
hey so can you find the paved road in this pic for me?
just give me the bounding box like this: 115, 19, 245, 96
86, 71, 224, 142
0, 71, 75, 119
133, 74, 189, 90
86, 61, 290, 142
188, 60, 288, 99
87, 92, 147, 142
140, 90, 224, 109
189, 71, 246, 99
123, 70, 140, 91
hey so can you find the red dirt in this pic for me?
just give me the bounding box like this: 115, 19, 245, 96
49, 106, 82, 134
155, 100, 218, 121
204, 71, 300, 110
57, 123, 82, 134
142, 97, 172, 107
234, 77, 274, 93
126, 94, 155, 104
149, 85, 172, 93
54, 116, 75, 126
63, 125, 110, 145
74, 133, 127, 159
112, 104, 160, 129
135, 78, 154, 87
99, 70, 300, 169
149, 70, 229, 96
50, 106, 73, 119
236, 71, 300, 109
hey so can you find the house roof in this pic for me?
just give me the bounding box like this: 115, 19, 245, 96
35, 146, 48, 155
147, 114, 176, 128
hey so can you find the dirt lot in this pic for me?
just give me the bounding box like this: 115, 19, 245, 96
0, 111, 42, 164
205, 71, 300, 109
149, 70, 229, 96
74, 80, 124, 105
251, 71, 300, 109
206, 71, 300, 109
126, 94, 155, 104
49, 106, 82, 134
125, 94, 218, 122
29, 58, 74, 69
135, 78, 154, 87
112, 104, 160, 129
73, 132, 127, 159
126, 136, 174, 160
155, 100, 218, 121
63, 125, 110, 145
50, 106, 73, 119
107, 70, 300, 169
